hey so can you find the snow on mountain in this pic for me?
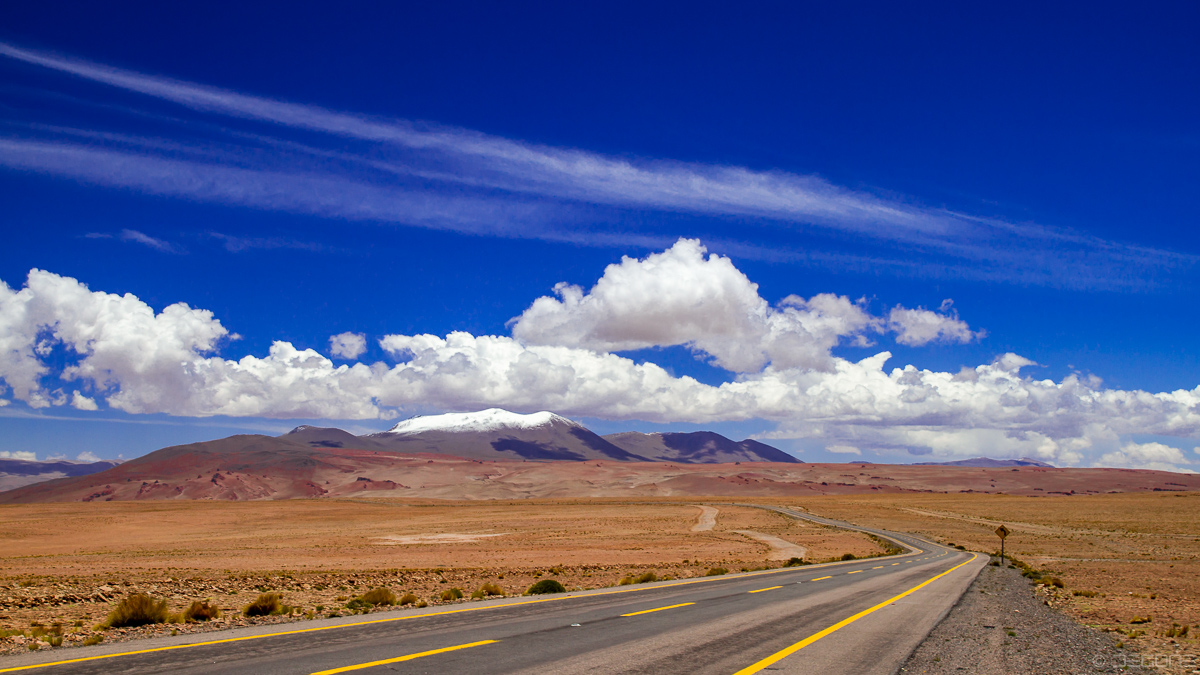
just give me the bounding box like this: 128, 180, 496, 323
383, 409, 578, 436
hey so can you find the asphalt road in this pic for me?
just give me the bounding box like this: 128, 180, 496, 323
1, 506, 986, 675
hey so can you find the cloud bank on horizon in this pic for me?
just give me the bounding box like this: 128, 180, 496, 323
1, 239, 1197, 472
0, 42, 1194, 290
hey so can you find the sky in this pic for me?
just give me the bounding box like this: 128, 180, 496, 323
1, 2, 1198, 470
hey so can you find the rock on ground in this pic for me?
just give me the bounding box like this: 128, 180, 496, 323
901, 561, 1139, 675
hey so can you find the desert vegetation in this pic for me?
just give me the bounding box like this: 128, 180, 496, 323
105, 593, 168, 628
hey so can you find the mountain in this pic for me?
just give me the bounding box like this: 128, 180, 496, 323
914, 457, 1055, 468
364, 409, 651, 462
603, 431, 800, 464
0, 458, 122, 493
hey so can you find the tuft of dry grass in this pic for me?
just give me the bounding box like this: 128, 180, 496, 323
358, 587, 397, 606
398, 592, 419, 606
470, 583, 505, 599
105, 593, 169, 628
440, 587, 464, 601
182, 600, 220, 622
243, 592, 283, 617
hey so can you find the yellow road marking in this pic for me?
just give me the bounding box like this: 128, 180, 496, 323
621, 602, 694, 617
872, 566, 884, 569
310, 640, 497, 674
0, 514, 927, 673
748, 586, 782, 593
847, 570, 862, 574
811, 576, 832, 581
731, 554, 979, 675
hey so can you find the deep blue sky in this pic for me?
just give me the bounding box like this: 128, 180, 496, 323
1, 2, 1198, 466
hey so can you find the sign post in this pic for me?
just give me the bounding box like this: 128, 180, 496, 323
995, 524, 1010, 564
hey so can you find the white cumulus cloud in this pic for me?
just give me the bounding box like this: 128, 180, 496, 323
75, 451, 101, 462
1094, 442, 1195, 473
329, 332, 367, 360
511, 239, 974, 372
0, 450, 38, 461
827, 445, 862, 455
70, 391, 98, 411
887, 301, 984, 346
0, 245, 1197, 469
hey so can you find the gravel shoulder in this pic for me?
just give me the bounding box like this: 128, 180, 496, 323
901, 560, 1135, 675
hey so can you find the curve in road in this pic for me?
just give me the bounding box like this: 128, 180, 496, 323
0, 505, 986, 675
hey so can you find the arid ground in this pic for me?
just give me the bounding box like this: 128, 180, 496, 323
0, 500, 882, 653
3, 492, 1199, 668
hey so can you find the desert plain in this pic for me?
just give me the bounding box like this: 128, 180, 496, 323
2, 489, 1200, 668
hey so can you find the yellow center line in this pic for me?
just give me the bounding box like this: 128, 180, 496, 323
847, 570, 862, 574
310, 640, 497, 674
748, 586, 783, 594
0, 514, 933, 674
731, 554, 979, 675
811, 576, 832, 581
872, 566, 884, 569
621, 602, 694, 617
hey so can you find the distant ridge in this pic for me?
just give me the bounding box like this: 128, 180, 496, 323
0, 458, 123, 493
914, 457, 1055, 468
603, 431, 799, 464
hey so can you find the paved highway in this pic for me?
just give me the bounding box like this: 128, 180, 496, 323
1, 506, 986, 675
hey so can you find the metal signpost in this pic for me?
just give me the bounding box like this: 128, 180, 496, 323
995, 524, 1010, 564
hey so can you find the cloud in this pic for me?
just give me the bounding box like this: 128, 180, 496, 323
208, 232, 326, 253
0, 42, 1193, 289
0, 249, 1198, 467
70, 391, 98, 411
0, 450, 37, 461
75, 451, 101, 462
119, 229, 182, 253
82, 229, 183, 253
329, 332, 367, 360
827, 445, 862, 455
510, 239, 975, 372
887, 302, 984, 346
1094, 442, 1195, 473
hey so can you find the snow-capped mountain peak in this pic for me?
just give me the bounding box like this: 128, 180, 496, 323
382, 409, 577, 436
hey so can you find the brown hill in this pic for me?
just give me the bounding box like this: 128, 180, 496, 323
3, 437, 1199, 503
603, 431, 799, 463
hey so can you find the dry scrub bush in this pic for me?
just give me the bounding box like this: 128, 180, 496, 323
470, 583, 505, 599
841, 553, 857, 561
359, 587, 397, 606
398, 593, 419, 606
244, 592, 283, 617
182, 600, 220, 622
705, 567, 729, 576
784, 557, 807, 567
441, 588, 464, 601
106, 593, 169, 628
526, 579, 566, 595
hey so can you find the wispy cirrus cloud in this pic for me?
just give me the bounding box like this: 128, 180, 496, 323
0, 41, 1194, 288
83, 228, 183, 253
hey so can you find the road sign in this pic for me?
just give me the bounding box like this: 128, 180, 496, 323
995, 525, 1010, 539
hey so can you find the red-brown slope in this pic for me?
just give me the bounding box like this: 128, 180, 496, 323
3, 441, 1200, 503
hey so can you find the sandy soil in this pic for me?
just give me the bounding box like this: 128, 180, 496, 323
800, 492, 1200, 669
691, 505, 718, 532
731, 530, 807, 560
0, 500, 882, 653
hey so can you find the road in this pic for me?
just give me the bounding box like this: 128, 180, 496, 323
1, 506, 986, 675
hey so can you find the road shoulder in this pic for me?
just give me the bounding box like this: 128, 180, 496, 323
900, 560, 1126, 674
